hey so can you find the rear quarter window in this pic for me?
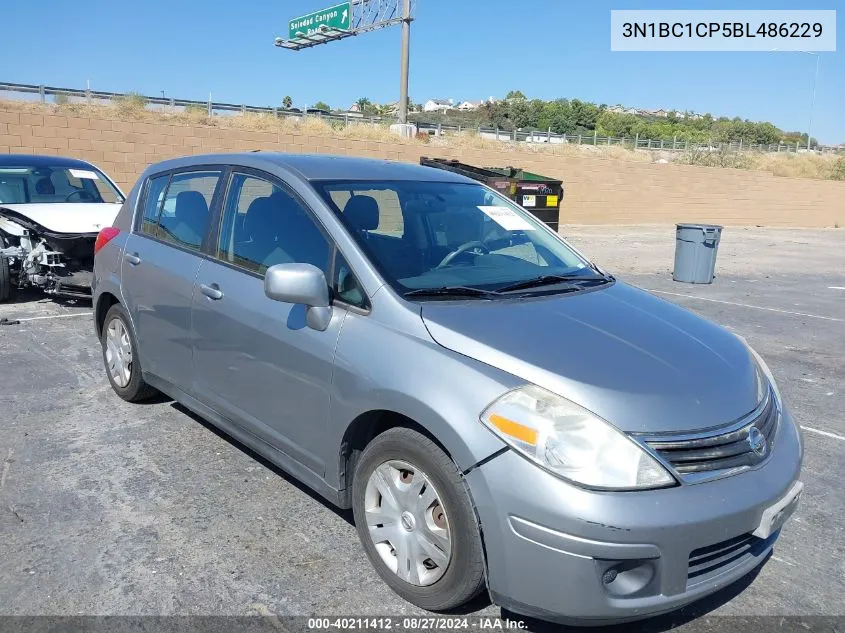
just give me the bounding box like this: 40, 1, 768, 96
140, 175, 170, 235
139, 170, 221, 250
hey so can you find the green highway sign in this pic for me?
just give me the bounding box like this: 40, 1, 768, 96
289, 2, 351, 39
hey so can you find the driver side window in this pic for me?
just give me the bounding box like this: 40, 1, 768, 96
217, 172, 331, 276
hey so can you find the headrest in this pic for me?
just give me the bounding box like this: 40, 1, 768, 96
174, 190, 208, 219
35, 177, 55, 195
244, 196, 275, 235
343, 195, 379, 231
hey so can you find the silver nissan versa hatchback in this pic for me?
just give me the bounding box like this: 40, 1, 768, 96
92, 153, 803, 624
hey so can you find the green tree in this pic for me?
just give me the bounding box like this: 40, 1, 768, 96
596, 111, 639, 138
282, 95, 293, 109
508, 98, 531, 128
313, 101, 331, 112
356, 97, 371, 110
570, 99, 600, 131
435, 91, 793, 146
544, 99, 576, 134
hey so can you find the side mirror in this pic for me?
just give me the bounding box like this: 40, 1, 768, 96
264, 263, 332, 331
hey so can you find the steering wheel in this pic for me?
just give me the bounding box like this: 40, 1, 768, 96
65, 190, 95, 202
436, 240, 490, 268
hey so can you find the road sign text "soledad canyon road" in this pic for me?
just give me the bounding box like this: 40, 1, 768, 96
289, 2, 351, 38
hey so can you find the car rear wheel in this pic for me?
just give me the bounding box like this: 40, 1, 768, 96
352, 427, 486, 611
0, 256, 11, 302
101, 303, 158, 402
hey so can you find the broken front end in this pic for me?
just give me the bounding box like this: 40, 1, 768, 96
0, 209, 96, 299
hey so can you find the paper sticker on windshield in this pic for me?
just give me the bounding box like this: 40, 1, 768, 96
477, 206, 535, 231
69, 169, 99, 180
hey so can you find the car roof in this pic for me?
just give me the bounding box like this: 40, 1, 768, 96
144, 153, 476, 184
0, 154, 101, 170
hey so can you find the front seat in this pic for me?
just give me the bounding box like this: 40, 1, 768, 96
169, 191, 208, 247
237, 196, 292, 270
34, 177, 55, 198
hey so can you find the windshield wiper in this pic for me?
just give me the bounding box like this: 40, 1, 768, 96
497, 273, 611, 294
403, 286, 502, 300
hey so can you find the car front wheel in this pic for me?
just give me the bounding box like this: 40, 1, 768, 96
352, 427, 486, 611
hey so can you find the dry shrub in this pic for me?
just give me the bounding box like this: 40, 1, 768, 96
676, 147, 753, 169
748, 151, 844, 180
1, 98, 843, 180
830, 157, 845, 181
113, 93, 147, 117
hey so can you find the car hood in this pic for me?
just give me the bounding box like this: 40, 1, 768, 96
0, 203, 121, 236
420, 281, 758, 433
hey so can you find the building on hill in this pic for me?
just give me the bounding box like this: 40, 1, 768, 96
457, 100, 484, 111
423, 98, 453, 112
609, 105, 642, 115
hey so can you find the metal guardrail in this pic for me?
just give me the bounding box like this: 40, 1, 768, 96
1, 81, 842, 155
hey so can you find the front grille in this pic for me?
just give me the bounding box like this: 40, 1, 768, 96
642, 390, 779, 483
688, 531, 777, 586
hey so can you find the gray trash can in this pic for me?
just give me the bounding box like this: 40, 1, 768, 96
673, 223, 723, 284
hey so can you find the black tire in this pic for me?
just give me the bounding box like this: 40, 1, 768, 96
100, 303, 158, 402
0, 256, 11, 302
352, 427, 486, 611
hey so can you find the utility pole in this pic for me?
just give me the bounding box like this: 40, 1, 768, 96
807, 52, 820, 150
398, 0, 411, 124
770, 49, 821, 151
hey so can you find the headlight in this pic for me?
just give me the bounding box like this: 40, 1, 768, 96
480, 385, 675, 490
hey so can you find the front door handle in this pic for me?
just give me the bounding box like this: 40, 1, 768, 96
124, 252, 141, 266
200, 283, 224, 300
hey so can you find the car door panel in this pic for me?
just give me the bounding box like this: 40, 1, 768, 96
189, 170, 340, 476
191, 259, 346, 473
121, 233, 203, 387
121, 168, 223, 390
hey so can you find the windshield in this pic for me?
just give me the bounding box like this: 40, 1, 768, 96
315, 180, 600, 297
0, 164, 124, 205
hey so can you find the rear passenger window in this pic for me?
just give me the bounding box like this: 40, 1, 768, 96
142, 171, 220, 250
217, 173, 330, 275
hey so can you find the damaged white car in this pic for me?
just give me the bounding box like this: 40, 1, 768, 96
0, 155, 124, 301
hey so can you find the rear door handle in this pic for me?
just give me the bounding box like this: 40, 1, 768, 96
200, 283, 224, 300
124, 253, 141, 266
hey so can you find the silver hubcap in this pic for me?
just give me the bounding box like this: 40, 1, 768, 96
364, 460, 452, 586
105, 317, 133, 388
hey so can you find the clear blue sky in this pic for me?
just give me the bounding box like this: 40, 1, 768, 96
4, 0, 843, 142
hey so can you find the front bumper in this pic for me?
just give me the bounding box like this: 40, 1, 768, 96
465, 408, 803, 624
